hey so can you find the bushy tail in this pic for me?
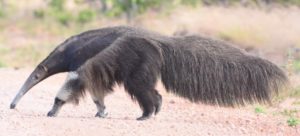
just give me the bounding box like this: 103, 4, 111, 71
160, 43, 288, 106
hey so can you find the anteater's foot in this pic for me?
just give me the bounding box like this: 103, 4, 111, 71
136, 111, 153, 121
95, 111, 108, 118
47, 111, 57, 117
47, 98, 65, 117
136, 115, 151, 121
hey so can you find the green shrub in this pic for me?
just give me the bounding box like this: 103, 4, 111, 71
57, 12, 72, 26
50, 0, 65, 11
77, 9, 96, 24
287, 117, 299, 127
48, 0, 72, 26
48, 9, 73, 26
180, 0, 201, 7
33, 9, 45, 19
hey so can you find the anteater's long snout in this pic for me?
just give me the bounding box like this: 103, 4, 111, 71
10, 65, 49, 109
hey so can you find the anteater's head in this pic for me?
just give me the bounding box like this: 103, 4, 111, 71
10, 37, 77, 109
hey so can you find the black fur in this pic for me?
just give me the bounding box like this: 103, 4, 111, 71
42, 26, 139, 73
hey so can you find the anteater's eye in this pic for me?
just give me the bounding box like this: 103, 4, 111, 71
34, 75, 39, 80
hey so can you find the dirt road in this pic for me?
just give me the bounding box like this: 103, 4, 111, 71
0, 68, 299, 136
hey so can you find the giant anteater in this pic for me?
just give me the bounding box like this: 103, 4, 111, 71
11, 26, 287, 120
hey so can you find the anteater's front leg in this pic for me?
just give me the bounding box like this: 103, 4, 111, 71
47, 97, 65, 117
48, 72, 85, 117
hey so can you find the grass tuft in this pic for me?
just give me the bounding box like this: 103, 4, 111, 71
218, 26, 265, 47
287, 117, 299, 127
254, 105, 266, 114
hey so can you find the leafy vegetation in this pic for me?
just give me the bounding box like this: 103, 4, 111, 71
77, 9, 96, 24
49, 0, 65, 11
254, 105, 266, 114
280, 109, 299, 127
3, 0, 300, 26
287, 117, 299, 127
0, 0, 299, 68
33, 9, 45, 19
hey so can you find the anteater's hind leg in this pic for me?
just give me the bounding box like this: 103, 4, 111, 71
47, 72, 85, 117
124, 69, 160, 120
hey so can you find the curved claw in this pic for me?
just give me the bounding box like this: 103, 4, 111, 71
47, 111, 57, 117
95, 112, 108, 118
154, 91, 162, 115
136, 115, 151, 121
154, 105, 161, 115
154, 96, 162, 115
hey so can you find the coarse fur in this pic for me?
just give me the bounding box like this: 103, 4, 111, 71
68, 27, 287, 120
55, 72, 85, 104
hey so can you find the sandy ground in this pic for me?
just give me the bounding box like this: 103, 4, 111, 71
0, 68, 299, 136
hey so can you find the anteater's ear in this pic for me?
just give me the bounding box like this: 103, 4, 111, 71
39, 64, 48, 72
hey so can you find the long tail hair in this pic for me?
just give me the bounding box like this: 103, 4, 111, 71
160, 36, 287, 106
